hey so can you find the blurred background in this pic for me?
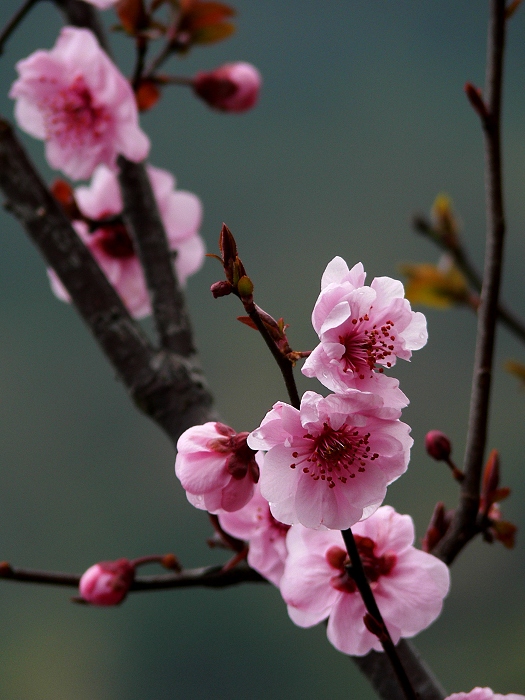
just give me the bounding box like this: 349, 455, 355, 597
0, 1, 524, 698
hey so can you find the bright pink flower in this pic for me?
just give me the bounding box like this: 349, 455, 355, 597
175, 422, 260, 513
445, 690, 525, 700
79, 558, 134, 606
302, 257, 427, 406
9, 27, 149, 180
219, 484, 290, 586
248, 391, 412, 530
48, 163, 204, 318
193, 62, 261, 113
279, 506, 450, 656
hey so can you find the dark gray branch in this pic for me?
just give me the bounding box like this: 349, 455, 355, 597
50, 0, 111, 53
354, 641, 447, 700
118, 156, 196, 356
0, 118, 214, 445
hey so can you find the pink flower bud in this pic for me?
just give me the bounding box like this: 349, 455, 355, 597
79, 558, 135, 606
193, 63, 261, 113
425, 430, 452, 461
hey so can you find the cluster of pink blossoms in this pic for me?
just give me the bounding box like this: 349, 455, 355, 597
173, 257, 451, 656
48, 163, 204, 318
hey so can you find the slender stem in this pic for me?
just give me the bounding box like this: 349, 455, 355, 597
0, 562, 265, 590
143, 42, 175, 80
154, 75, 194, 86
413, 217, 525, 344
131, 35, 149, 92
243, 302, 301, 409
435, 0, 507, 565
0, 0, 41, 54
341, 529, 417, 700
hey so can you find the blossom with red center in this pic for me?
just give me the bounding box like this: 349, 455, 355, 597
248, 390, 412, 530
301, 257, 427, 407
175, 422, 261, 513
219, 484, 290, 586
48, 163, 204, 318
9, 27, 149, 180
193, 63, 261, 113
445, 690, 525, 700
279, 506, 450, 656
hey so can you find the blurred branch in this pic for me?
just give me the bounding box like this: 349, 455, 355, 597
0, 0, 41, 55
117, 156, 196, 357
413, 215, 525, 344
0, 562, 265, 590
0, 118, 214, 444
435, 0, 507, 565
51, 0, 111, 53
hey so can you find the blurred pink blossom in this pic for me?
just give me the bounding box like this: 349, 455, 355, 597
248, 390, 412, 530
79, 558, 134, 606
219, 483, 290, 586
302, 257, 427, 406
9, 27, 149, 180
48, 163, 204, 318
193, 62, 261, 113
445, 690, 525, 700
175, 423, 260, 513
280, 506, 450, 656
82, 0, 119, 7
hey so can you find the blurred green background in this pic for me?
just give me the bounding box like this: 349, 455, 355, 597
0, 1, 524, 698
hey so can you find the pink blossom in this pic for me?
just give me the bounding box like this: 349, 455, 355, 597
248, 390, 412, 530
302, 257, 427, 406
175, 422, 260, 513
9, 27, 149, 180
193, 62, 261, 113
79, 558, 134, 606
279, 506, 450, 656
48, 163, 204, 318
445, 690, 525, 700
219, 484, 290, 586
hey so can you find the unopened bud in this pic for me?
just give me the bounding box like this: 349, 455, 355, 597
79, 558, 135, 606
237, 275, 253, 299
425, 430, 452, 461
193, 63, 261, 113
211, 280, 233, 298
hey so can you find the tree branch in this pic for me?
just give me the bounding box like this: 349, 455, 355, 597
413, 216, 525, 344
0, 118, 215, 445
435, 0, 507, 565
117, 156, 196, 357
0, 562, 266, 590
50, 0, 111, 53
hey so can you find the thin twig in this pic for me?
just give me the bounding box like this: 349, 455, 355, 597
435, 0, 507, 565
244, 302, 301, 409
0, 563, 265, 590
342, 529, 418, 700
413, 216, 525, 344
0, 0, 41, 55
